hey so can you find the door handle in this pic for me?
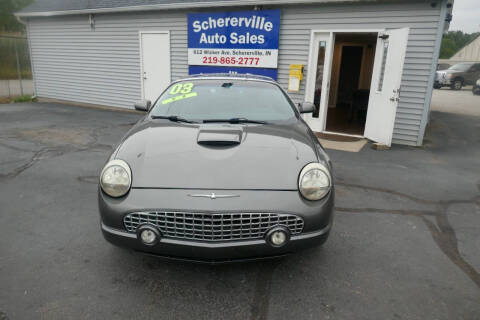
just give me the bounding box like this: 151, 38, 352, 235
391, 88, 401, 102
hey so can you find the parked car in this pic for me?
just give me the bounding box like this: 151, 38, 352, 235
98, 74, 334, 262
434, 62, 480, 90
473, 79, 480, 95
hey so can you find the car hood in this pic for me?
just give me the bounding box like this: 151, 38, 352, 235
437, 69, 457, 74
115, 119, 320, 190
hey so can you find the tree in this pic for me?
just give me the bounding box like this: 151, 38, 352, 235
440, 37, 457, 58
440, 31, 480, 59
0, 0, 34, 33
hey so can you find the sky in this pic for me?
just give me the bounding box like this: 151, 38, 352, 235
449, 0, 480, 33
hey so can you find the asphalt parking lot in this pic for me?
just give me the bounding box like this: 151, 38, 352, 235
1, 91, 479, 319
431, 86, 480, 117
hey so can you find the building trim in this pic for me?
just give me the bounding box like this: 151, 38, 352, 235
15, 0, 415, 18
417, 0, 448, 146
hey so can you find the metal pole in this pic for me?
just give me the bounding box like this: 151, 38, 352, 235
14, 38, 24, 96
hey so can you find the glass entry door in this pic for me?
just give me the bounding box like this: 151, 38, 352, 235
304, 32, 335, 132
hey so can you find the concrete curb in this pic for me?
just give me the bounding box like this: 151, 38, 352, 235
37, 97, 143, 114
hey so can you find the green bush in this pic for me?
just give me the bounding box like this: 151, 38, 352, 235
0, 95, 36, 104
13, 94, 35, 103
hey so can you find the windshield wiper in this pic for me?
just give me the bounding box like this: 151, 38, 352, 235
202, 117, 268, 124
151, 115, 197, 124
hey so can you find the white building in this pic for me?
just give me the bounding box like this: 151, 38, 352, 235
450, 35, 480, 63
16, 0, 452, 146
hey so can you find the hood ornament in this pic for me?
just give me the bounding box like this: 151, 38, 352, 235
188, 193, 240, 199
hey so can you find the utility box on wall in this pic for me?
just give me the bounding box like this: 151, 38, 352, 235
288, 64, 304, 92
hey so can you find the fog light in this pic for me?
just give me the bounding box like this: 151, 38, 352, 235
271, 231, 287, 245
136, 225, 160, 246
265, 226, 291, 248
141, 229, 156, 243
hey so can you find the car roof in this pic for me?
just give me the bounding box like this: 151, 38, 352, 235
177, 73, 276, 82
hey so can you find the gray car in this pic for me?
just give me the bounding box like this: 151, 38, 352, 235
98, 74, 334, 262
473, 79, 480, 95
434, 62, 480, 90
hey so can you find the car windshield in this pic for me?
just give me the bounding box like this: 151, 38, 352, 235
150, 79, 297, 123
448, 63, 473, 72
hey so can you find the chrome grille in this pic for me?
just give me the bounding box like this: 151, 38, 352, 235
124, 211, 304, 242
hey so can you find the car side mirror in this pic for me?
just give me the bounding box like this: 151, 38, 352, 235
298, 102, 315, 114
134, 99, 151, 112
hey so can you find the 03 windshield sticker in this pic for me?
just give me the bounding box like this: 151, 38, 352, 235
162, 82, 197, 105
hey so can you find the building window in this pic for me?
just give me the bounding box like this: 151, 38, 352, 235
377, 40, 389, 92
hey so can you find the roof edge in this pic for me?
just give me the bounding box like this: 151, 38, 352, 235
15, 0, 396, 17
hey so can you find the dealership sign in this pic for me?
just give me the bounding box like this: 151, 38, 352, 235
187, 10, 281, 78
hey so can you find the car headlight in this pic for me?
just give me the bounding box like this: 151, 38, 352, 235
100, 159, 132, 197
449, 74, 454, 79
298, 163, 331, 201
476, 79, 480, 86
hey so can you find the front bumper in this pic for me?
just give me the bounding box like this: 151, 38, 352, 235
99, 187, 334, 262
473, 85, 480, 94
435, 79, 451, 86
435, 73, 452, 86
101, 221, 331, 262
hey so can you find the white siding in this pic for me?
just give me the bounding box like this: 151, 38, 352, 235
28, 11, 188, 108
27, 1, 443, 145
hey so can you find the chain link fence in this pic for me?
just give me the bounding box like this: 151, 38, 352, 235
0, 35, 34, 99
